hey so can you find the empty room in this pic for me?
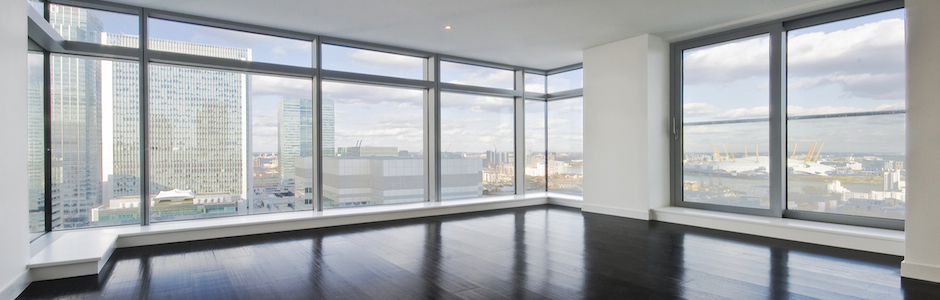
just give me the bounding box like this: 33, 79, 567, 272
3, 0, 940, 298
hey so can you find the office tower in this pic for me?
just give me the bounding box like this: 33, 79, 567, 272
278, 98, 313, 191
105, 33, 248, 198
27, 53, 46, 232
47, 16, 249, 225
49, 6, 104, 228
322, 98, 335, 156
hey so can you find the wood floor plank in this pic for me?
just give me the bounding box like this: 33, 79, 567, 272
17, 205, 940, 299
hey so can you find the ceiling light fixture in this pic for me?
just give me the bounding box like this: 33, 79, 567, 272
444, 25, 452, 30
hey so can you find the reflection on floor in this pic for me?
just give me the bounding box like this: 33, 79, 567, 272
18, 205, 940, 299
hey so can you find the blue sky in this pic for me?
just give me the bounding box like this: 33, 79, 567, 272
682, 9, 906, 154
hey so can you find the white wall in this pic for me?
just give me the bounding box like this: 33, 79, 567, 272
582, 34, 669, 220
0, 0, 33, 298
901, 0, 940, 283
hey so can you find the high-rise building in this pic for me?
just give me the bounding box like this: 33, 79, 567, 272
277, 98, 313, 191
322, 98, 335, 156
105, 33, 249, 200
27, 53, 46, 232
49, 6, 104, 229
47, 7, 251, 226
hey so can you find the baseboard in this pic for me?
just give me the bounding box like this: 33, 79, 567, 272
581, 203, 650, 220
0, 270, 30, 300
902, 260, 940, 283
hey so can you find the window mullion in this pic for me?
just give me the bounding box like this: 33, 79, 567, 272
769, 24, 786, 218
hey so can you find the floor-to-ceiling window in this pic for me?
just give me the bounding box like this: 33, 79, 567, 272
25, 0, 584, 234
545, 68, 584, 196
785, 9, 906, 221
547, 97, 584, 196
321, 81, 426, 208
673, 1, 906, 229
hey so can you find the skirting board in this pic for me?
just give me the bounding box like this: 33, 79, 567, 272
0, 270, 30, 300
902, 260, 940, 283
581, 203, 650, 220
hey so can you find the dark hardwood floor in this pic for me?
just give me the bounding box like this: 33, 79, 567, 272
18, 205, 940, 299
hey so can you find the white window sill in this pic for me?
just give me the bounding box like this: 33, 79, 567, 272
28, 193, 558, 281
651, 206, 905, 256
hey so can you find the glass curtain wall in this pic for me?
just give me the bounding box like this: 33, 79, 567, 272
785, 9, 907, 220
51, 54, 141, 228
28, 52, 45, 233
440, 61, 514, 89
681, 34, 771, 209
547, 69, 583, 93
147, 64, 245, 222
675, 4, 907, 227
249, 75, 314, 214
524, 100, 546, 192
321, 44, 424, 79
27, 1, 586, 231
321, 81, 426, 208
547, 97, 584, 196
440, 92, 515, 200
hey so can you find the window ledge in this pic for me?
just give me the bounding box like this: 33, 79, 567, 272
546, 192, 583, 207
28, 194, 550, 281
651, 206, 904, 256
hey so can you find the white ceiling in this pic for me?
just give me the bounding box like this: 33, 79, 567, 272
109, 0, 861, 70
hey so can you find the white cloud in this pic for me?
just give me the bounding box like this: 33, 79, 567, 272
443, 62, 514, 89
323, 81, 423, 107
875, 101, 905, 111
686, 17, 905, 104
442, 92, 514, 114
349, 49, 424, 71
788, 19, 904, 75
715, 106, 769, 119
788, 18, 906, 101
786, 105, 862, 116
251, 109, 279, 152
683, 36, 770, 86
683, 103, 720, 118
250, 75, 312, 99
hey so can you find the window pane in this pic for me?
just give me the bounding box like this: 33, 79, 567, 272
321, 81, 425, 208
525, 100, 546, 192
51, 55, 141, 229
547, 97, 583, 196
441, 92, 514, 199
149, 64, 245, 222
525, 73, 546, 93
148, 18, 312, 68
321, 44, 424, 80
786, 10, 906, 220
683, 122, 770, 208
682, 34, 770, 209
547, 69, 583, 93
249, 75, 313, 214
440, 61, 514, 90
50, 4, 139, 48
28, 52, 44, 233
